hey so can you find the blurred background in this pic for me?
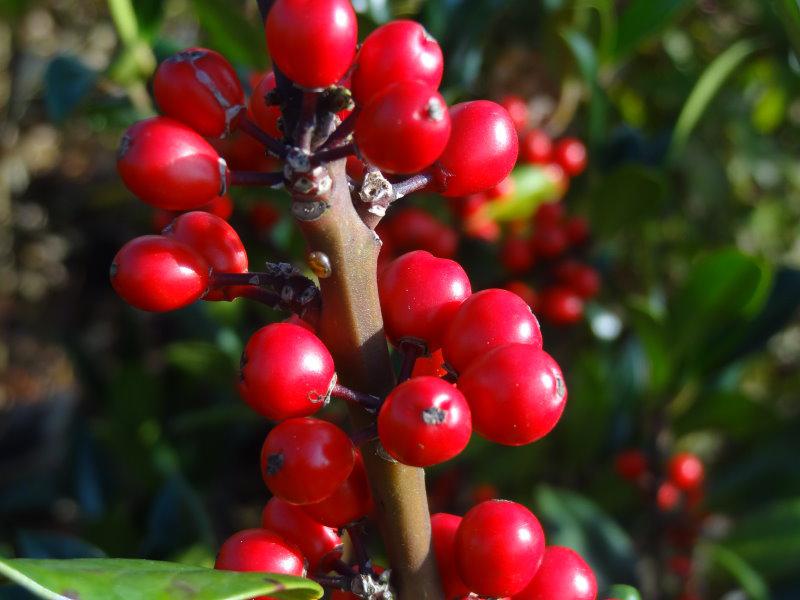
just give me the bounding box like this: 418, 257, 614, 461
1, 0, 800, 598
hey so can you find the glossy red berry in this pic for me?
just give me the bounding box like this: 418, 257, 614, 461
533, 201, 565, 227
657, 481, 682, 512
668, 452, 705, 491
110, 236, 209, 312
458, 343, 566, 446
261, 497, 342, 573
261, 417, 355, 504
501, 236, 535, 274
151, 194, 234, 233
382, 208, 457, 258
554, 137, 587, 176
118, 117, 228, 210
436, 100, 519, 197
504, 280, 538, 309
266, 0, 357, 89
154, 48, 244, 138
521, 129, 553, 164
378, 376, 471, 467
352, 20, 443, 105
540, 287, 584, 325
215, 529, 305, 590
454, 500, 545, 597
240, 323, 336, 421
500, 95, 529, 132
443, 288, 543, 374
614, 449, 648, 481
301, 449, 373, 527
431, 513, 470, 599
355, 81, 450, 174
248, 72, 283, 138
513, 546, 597, 600
379, 251, 471, 352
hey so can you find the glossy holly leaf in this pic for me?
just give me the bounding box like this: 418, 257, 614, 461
614, 0, 692, 60
15, 532, 105, 560
44, 56, 98, 123
190, 0, 267, 68
704, 543, 769, 600
674, 390, 778, 440
0, 558, 323, 600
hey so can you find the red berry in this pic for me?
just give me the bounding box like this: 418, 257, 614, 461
564, 216, 590, 245
266, 0, 357, 89
378, 376, 471, 467
668, 555, 692, 578
154, 48, 244, 138
215, 529, 305, 598
531, 224, 568, 258
533, 201, 564, 227
118, 117, 228, 210
512, 546, 597, 600
301, 449, 373, 528
454, 500, 545, 597
487, 174, 516, 199
544, 163, 570, 197
261, 497, 342, 573
668, 453, 704, 491
248, 72, 283, 138
555, 261, 600, 300
540, 287, 584, 325
443, 288, 543, 374
352, 20, 443, 105
614, 449, 648, 481
411, 349, 448, 378
472, 483, 500, 505
656, 481, 682, 512
504, 280, 538, 309
346, 156, 366, 182
383, 208, 457, 258
283, 313, 316, 333
457, 343, 566, 446
499, 95, 529, 132
355, 81, 450, 174
212, 128, 278, 172
436, 100, 519, 197
110, 235, 209, 312
249, 202, 281, 233
501, 236, 535, 274
431, 513, 470, 599
261, 417, 355, 504
240, 323, 336, 421
521, 129, 553, 164
554, 137, 587, 176
379, 251, 471, 352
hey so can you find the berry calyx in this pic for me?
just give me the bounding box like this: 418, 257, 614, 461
261, 497, 343, 573
512, 546, 597, 600
454, 499, 545, 597
378, 376, 472, 467
436, 100, 519, 197
266, 0, 357, 89
457, 343, 567, 446
240, 323, 336, 421
154, 48, 244, 138
248, 71, 283, 138
553, 137, 587, 176
260, 417, 355, 504
443, 288, 543, 374
667, 452, 704, 491
355, 81, 451, 174
431, 513, 470, 599
110, 235, 209, 312
352, 20, 443, 105
379, 251, 471, 352
301, 449, 373, 528
118, 117, 229, 210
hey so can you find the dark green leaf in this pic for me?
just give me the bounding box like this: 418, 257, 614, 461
674, 390, 777, 440
584, 165, 668, 235
44, 56, 98, 123
190, 0, 267, 68
0, 558, 323, 600
614, 0, 692, 59
703, 543, 769, 600
15, 532, 105, 560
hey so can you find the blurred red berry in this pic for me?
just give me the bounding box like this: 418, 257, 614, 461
553, 137, 587, 176
668, 452, 705, 491
521, 129, 553, 164
501, 236, 535, 274
614, 449, 648, 481
499, 95, 529, 132
540, 287, 584, 325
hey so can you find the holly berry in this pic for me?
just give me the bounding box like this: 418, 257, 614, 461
457, 343, 566, 446
266, 0, 357, 89
110, 236, 209, 312
504, 280, 538, 309
379, 251, 471, 352
564, 216, 590, 246
454, 500, 545, 597
531, 225, 568, 259
212, 127, 278, 172
555, 261, 600, 300
500, 95, 529, 133
301, 449, 373, 528
501, 236, 535, 274
540, 287, 584, 325
378, 376, 471, 467
118, 117, 228, 210
553, 137, 587, 176
533, 202, 565, 227
656, 481, 682, 512
382, 208, 457, 258
154, 48, 244, 138
352, 20, 443, 105
436, 100, 519, 197
487, 174, 516, 199
614, 449, 648, 482
521, 129, 553, 165
668, 452, 704, 491
443, 288, 543, 374
261, 497, 342, 573
431, 513, 470, 599
512, 546, 597, 600
240, 323, 336, 421
261, 417, 355, 504
152, 194, 234, 233
355, 81, 451, 174
249, 71, 283, 138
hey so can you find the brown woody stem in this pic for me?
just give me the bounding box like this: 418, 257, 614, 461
331, 383, 383, 412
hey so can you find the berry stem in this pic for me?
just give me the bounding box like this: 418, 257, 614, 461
350, 423, 379, 445
398, 343, 423, 383
329, 559, 356, 577
346, 525, 373, 575
321, 109, 359, 149
230, 170, 285, 187
393, 171, 434, 199
312, 574, 351, 591
238, 115, 288, 159
313, 142, 357, 165
294, 91, 319, 152
331, 382, 383, 412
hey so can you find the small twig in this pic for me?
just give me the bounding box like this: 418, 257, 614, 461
320, 109, 359, 149
331, 383, 383, 412
329, 559, 356, 577
230, 170, 285, 187
393, 171, 434, 199
312, 142, 357, 165
294, 91, 318, 152
312, 574, 351, 591
350, 423, 379, 445
238, 116, 288, 159
398, 343, 424, 384
256, 0, 273, 21
346, 525, 373, 576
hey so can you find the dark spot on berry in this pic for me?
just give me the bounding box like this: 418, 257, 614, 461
421, 406, 446, 425
266, 451, 284, 476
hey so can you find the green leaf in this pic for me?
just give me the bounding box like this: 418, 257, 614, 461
674, 390, 777, 440
627, 304, 672, 394
164, 341, 237, 378
190, 0, 267, 68
584, 165, 668, 235
614, 0, 692, 59
44, 56, 98, 122
703, 543, 770, 600
606, 584, 642, 600
562, 29, 608, 146
770, 0, 800, 56
107, 0, 140, 45
0, 558, 323, 600
15, 532, 105, 560
669, 39, 763, 160
485, 165, 560, 221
